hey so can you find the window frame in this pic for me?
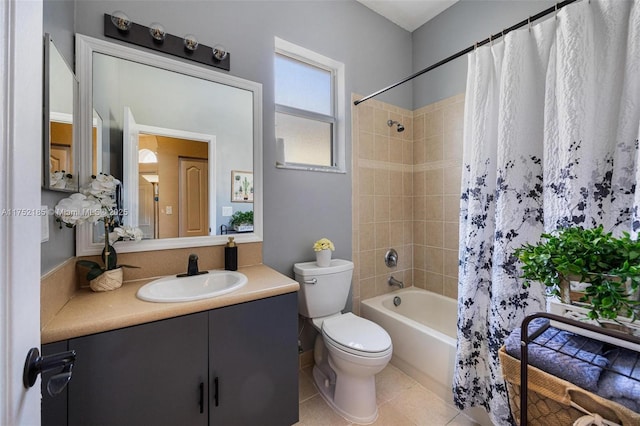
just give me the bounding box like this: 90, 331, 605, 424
274, 37, 345, 173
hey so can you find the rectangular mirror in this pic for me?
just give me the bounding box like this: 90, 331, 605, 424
43, 33, 78, 191
75, 35, 262, 256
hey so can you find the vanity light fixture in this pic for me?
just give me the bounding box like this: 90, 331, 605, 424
110, 11, 132, 32
148, 23, 166, 42
103, 13, 230, 71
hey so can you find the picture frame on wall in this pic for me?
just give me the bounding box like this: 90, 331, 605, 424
231, 170, 253, 203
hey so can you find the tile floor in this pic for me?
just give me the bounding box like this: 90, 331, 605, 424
296, 363, 480, 426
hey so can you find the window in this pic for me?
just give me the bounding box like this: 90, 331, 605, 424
274, 38, 345, 172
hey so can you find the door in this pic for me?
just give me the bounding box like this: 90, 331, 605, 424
138, 174, 156, 239
179, 157, 209, 237
1, 0, 44, 423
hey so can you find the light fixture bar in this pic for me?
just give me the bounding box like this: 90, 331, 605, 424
103, 14, 230, 71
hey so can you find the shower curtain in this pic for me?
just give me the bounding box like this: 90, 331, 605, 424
454, 1, 640, 424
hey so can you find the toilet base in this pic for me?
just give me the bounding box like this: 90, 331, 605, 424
312, 364, 379, 425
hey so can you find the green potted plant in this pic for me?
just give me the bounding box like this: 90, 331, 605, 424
229, 210, 253, 232
515, 225, 640, 322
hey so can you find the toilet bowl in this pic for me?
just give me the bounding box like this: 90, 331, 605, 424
314, 313, 392, 424
294, 260, 392, 424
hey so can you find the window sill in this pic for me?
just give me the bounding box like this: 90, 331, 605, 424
275, 162, 346, 174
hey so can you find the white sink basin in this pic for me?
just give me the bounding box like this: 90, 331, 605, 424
136, 270, 248, 303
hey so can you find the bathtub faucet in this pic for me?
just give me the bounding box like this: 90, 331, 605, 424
388, 276, 404, 289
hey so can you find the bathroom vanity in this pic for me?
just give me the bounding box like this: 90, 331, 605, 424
41, 265, 299, 426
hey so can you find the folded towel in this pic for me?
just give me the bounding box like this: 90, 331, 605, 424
596, 348, 640, 413
505, 318, 609, 391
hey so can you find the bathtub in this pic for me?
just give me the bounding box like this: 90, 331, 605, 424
361, 288, 491, 425
361, 288, 457, 401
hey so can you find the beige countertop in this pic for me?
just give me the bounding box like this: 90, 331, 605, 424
42, 264, 299, 344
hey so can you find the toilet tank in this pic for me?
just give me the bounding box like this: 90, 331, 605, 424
294, 259, 354, 319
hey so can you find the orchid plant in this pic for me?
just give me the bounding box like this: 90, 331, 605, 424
313, 238, 335, 252
54, 173, 142, 280
49, 170, 73, 189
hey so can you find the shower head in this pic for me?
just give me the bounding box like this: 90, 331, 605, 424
387, 119, 405, 133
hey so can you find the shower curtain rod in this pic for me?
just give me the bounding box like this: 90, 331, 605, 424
353, 0, 579, 106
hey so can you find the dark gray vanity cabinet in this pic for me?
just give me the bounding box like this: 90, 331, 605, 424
209, 292, 299, 426
67, 311, 209, 426
42, 292, 299, 426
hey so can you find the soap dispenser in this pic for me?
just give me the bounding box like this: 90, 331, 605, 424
225, 237, 237, 271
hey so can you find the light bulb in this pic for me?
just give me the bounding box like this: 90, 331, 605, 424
183, 34, 199, 51
110, 11, 132, 32
149, 23, 166, 42
212, 44, 228, 61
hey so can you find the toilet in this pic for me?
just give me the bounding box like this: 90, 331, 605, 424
294, 259, 392, 424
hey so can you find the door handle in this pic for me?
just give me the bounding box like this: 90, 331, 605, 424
199, 382, 204, 413
23, 347, 76, 396
214, 376, 219, 407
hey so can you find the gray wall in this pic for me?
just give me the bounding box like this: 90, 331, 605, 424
63, 1, 413, 277
42, 0, 558, 276
411, 0, 555, 109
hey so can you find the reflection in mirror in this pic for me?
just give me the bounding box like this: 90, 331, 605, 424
43, 34, 78, 191
92, 110, 103, 177
76, 35, 262, 256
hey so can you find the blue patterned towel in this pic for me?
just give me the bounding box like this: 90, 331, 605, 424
505, 318, 609, 391
596, 348, 640, 413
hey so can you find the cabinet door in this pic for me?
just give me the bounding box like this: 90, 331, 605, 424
42, 341, 69, 426
209, 293, 299, 426
68, 312, 208, 426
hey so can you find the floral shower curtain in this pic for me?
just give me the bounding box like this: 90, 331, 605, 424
453, 1, 640, 424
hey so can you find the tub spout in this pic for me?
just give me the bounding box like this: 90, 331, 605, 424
388, 276, 404, 289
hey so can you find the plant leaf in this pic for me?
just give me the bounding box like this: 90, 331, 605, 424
77, 260, 101, 269
86, 267, 105, 281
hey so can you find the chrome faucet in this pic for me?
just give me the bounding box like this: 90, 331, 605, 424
177, 254, 208, 277
388, 275, 404, 289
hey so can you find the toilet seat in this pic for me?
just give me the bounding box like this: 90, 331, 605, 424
322, 313, 392, 358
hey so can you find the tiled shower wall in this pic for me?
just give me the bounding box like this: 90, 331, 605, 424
352, 93, 465, 312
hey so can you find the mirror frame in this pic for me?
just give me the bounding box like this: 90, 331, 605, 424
75, 34, 263, 256
43, 33, 79, 192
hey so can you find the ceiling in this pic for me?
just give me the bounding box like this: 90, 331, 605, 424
356, 0, 459, 32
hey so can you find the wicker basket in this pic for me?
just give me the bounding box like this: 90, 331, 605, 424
89, 268, 123, 292
499, 346, 640, 425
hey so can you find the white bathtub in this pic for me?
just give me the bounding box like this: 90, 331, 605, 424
361, 288, 457, 401
361, 288, 492, 425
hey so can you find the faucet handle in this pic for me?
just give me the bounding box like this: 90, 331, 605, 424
384, 248, 398, 268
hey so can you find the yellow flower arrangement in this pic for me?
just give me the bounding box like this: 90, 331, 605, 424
313, 238, 335, 252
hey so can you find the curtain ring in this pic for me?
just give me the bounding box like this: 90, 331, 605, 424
528, 17, 532, 32
555, 2, 559, 20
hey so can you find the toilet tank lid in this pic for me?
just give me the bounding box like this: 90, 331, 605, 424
294, 259, 353, 276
